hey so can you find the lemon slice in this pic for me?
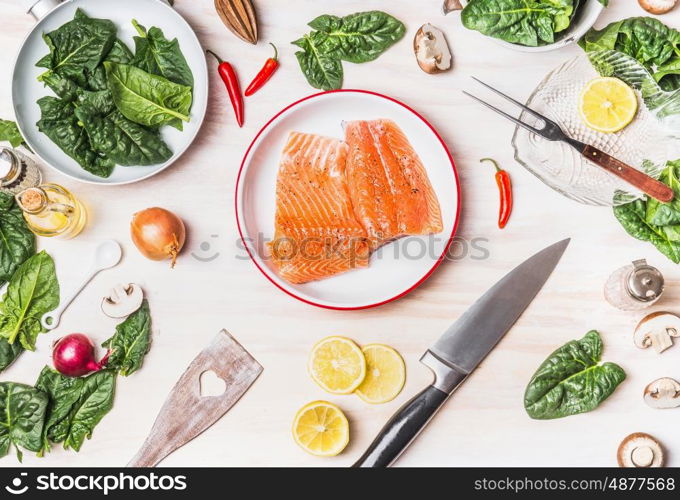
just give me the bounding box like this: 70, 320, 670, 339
355, 344, 406, 404
308, 336, 366, 394
292, 401, 349, 457
579, 77, 638, 133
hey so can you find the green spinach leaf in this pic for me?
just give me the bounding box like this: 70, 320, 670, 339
0, 193, 35, 370
462, 0, 575, 47
0, 251, 60, 350
84, 39, 134, 93
105, 62, 192, 130
524, 331, 626, 419
75, 107, 172, 166
131, 20, 194, 87
0, 339, 23, 372
292, 32, 343, 91
614, 198, 680, 263
580, 17, 680, 92
0, 120, 25, 148
102, 300, 152, 376
36, 367, 116, 452
612, 158, 680, 264
107, 38, 134, 64
0, 382, 48, 460
645, 160, 680, 226
77, 90, 116, 115
0, 192, 36, 287
36, 96, 115, 178
38, 8, 116, 87
307, 11, 406, 63
36, 53, 52, 69
40, 72, 81, 102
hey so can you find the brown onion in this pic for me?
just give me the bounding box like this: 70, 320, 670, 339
131, 207, 186, 268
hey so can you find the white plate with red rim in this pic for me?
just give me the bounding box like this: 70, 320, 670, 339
236, 90, 460, 310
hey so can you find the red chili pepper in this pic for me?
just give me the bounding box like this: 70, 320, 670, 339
245, 43, 279, 97
481, 158, 512, 229
206, 50, 244, 127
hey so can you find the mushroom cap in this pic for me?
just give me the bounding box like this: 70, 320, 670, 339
633, 311, 680, 352
638, 0, 677, 15
644, 377, 680, 409
617, 433, 664, 467
101, 283, 144, 318
443, 0, 466, 14
414, 24, 452, 74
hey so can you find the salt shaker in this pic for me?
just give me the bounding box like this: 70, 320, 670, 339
604, 259, 664, 311
0, 148, 42, 194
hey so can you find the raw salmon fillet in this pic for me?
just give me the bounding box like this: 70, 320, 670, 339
344, 119, 443, 248
270, 132, 370, 284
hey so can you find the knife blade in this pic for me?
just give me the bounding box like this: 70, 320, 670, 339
353, 238, 570, 467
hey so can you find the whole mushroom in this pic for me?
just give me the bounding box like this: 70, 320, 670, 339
633, 312, 680, 353
639, 0, 677, 14
617, 433, 664, 467
414, 24, 452, 74
644, 377, 680, 409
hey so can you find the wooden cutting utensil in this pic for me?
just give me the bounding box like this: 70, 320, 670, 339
214, 0, 258, 44
128, 330, 263, 467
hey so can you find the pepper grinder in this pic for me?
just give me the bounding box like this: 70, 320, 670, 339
0, 148, 42, 194
604, 259, 664, 311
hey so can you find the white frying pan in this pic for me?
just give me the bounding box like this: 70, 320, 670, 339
12, 0, 208, 185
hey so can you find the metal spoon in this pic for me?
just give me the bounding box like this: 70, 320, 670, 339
41, 240, 122, 330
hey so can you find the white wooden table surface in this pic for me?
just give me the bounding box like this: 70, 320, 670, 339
1, 0, 679, 468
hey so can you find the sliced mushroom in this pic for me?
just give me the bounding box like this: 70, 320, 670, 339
443, 0, 466, 14
639, 0, 677, 15
633, 312, 680, 353
644, 377, 680, 409
414, 24, 452, 74
617, 433, 664, 467
101, 283, 143, 318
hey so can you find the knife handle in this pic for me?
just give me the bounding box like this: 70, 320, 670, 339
581, 145, 674, 203
353, 385, 452, 468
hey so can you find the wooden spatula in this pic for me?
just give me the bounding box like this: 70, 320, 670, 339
128, 330, 263, 467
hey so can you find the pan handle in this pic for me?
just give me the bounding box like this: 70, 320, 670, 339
20, 0, 175, 21
19, 0, 62, 21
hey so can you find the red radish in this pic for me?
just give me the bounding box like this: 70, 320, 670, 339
52, 334, 109, 377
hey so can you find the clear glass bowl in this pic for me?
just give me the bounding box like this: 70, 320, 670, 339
511, 54, 675, 206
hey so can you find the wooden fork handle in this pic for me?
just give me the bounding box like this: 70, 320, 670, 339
582, 145, 674, 203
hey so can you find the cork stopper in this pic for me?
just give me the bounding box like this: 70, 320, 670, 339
17, 187, 47, 213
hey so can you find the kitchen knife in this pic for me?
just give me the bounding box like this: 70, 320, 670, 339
353, 238, 570, 467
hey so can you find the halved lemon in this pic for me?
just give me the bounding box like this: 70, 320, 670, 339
578, 77, 638, 133
292, 401, 349, 457
355, 344, 406, 404
308, 336, 366, 394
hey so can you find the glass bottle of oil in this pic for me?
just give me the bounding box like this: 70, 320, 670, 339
15, 184, 87, 239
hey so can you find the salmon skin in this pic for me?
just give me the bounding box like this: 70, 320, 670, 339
270, 121, 443, 285
270, 132, 370, 284
344, 119, 443, 249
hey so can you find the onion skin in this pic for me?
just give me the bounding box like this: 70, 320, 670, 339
53, 333, 108, 378
131, 207, 186, 268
